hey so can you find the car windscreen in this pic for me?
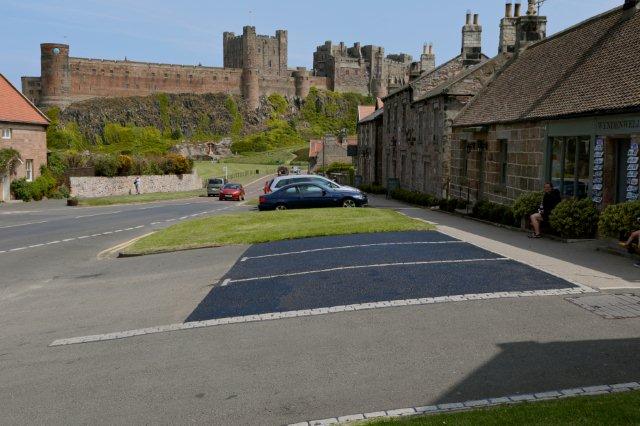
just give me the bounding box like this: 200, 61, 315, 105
209, 179, 223, 185
223, 184, 241, 189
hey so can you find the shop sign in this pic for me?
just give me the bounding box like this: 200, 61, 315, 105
596, 118, 640, 133
592, 137, 605, 204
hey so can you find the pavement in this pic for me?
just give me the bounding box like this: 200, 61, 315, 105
0, 188, 639, 425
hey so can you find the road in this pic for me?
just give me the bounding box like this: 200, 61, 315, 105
0, 186, 639, 425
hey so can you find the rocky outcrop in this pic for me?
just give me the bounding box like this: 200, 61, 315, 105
169, 138, 233, 161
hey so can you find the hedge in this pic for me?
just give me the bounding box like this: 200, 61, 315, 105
512, 191, 543, 220
549, 198, 600, 239
471, 200, 517, 227
598, 200, 640, 240
390, 188, 439, 207
10, 175, 57, 202
358, 184, 386, 195
92, 153, 193, 177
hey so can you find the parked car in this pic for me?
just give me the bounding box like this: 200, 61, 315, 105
258, 182, 367, 211
206, 178, 227, 197
219, 183, 245, 201
264, 174, 357, 194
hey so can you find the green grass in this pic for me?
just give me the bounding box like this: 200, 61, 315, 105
78, 189, 205, 206
374, 390, 640, 426
223, 145, 307, 165
124, 208, 433, 255
194, 162, 276, 184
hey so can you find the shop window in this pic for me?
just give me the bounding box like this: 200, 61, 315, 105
499, 139, 508, 185
1, 129, 11, 139
26, 160, 34, 182
549, 136, 590, 198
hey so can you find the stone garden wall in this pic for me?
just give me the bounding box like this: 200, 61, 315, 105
70, 172, 201, 198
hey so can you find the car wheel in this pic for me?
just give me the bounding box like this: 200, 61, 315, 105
275, 204, 287, 211
241, 196, 245, 201
342, 198, 357, 208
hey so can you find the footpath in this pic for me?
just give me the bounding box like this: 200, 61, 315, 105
369, 195, 639, 292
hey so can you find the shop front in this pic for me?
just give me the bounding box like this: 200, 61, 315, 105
546, 113, 640, 207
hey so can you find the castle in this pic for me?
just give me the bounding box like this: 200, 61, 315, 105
21, 26, 431, 110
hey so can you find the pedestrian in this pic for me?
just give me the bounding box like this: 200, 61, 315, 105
134, 176, 141, 195
528, 182, 561, 239
623, 226, 640, 268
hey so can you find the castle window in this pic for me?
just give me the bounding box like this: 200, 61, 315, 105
177, 74, 181, 79
164, 73, 168, 78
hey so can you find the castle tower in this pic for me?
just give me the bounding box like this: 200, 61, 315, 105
40, 43, 71, 109
461, 12, 482, 66
499, 3, 518, 54
369, 46, 387, 99
515, 0, 547, 52
276, 30, 288, 76
241, 26, 260, 110
293, 67, 310, 99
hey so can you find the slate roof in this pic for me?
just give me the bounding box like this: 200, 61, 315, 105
0, 74, 49, 126
455, 5, 640, 127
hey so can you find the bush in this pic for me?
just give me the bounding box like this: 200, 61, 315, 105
10, 178, 32, 201
164, 154, 193, 175
598, 200, 640, 240
439, 198, 465, 213
549, 198, 599, 239
93, 155, 118, 177
116, 155, 134, 176
471, 200, 516, 226
390, 188, 439, 207
358, 184, 386, 194
512, 191, 543, 220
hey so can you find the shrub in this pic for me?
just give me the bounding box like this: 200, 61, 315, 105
512, 191, 543, 220
598, 200, 640, 240
164, 154, 193, 175
472, 200, 516, 226
93, 155, 118, 177
116, 155, 134, 176
390, 188, 439, 207
10, 178, 33, 202
0, 148, 21, 175
439, 198, 464, 213
549, 198, 599, 239
358, 184, 386, 195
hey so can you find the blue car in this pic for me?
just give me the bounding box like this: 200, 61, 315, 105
258, 182, 368, 211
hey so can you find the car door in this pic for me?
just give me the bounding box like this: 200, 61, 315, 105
298, 184, 330, 208
276, 186, 301, 208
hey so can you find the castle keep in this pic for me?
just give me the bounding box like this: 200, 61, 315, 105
22, 27, 424, 110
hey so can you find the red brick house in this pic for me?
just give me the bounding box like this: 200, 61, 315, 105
0, 73, 49, 201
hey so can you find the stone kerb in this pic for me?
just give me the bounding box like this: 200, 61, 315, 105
70, 172, 201, 198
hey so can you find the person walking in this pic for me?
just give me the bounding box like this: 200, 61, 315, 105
623, 226, 640, 268
134, 176, 141, 195
528, 182, 561, 239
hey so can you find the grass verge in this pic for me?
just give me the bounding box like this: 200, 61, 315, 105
78, 189, 205, 206
373, 390, 640, 426
124, 208, 433, 255
194, 162, 276, 184
222, 145, 307, 165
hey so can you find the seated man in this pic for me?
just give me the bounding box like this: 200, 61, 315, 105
529, 182, 561, 239
624, 228, 640, 268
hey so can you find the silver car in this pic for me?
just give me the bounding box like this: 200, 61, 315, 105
206, 178, 227, 197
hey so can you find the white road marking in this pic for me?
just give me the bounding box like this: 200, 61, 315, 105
0, 220, 48, 229
9, 247, 27, 252
240, 241, 463, 262
228, 258, 509, 284
74, 210, 122, 219
49, 286, 592, 347
221, 279, 231, 287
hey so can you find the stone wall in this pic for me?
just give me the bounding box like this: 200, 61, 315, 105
450, 122, 546, 205
70, 172, 202, 198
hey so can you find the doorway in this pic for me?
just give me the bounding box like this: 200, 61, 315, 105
1, 174, 9, 202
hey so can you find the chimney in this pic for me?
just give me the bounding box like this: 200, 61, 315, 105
420, 42, 436, 74
499, 3, 517, 54
623, 0, 639, 10
515, 1, 547, 52
514, 2, 522, 17
461, 11, 482, 66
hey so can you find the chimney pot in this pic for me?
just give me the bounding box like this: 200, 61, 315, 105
514, 2, 521, 17
473, 14, 479, 25
505, 3, 513, 18
623, 0, 638, 10
429, 43, 433, 54
466, 11, 472, 24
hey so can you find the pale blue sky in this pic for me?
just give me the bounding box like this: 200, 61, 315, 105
3, 0, 621, 88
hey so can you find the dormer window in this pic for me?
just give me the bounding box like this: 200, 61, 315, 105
1, 129, 11, 139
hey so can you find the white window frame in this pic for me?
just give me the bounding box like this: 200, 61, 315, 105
1, 128, 11, 139
25, 159, 34, 182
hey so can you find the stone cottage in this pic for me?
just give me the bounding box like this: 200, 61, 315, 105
451, 0, 640, 208
0, 73, 49, 202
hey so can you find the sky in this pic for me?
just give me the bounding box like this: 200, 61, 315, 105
3, 0, 622, 89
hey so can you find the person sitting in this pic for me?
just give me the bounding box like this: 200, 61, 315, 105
529, 182, 561, 239
623, 228, 640, 268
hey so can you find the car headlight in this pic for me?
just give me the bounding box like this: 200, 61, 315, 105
354, 193, 365, 199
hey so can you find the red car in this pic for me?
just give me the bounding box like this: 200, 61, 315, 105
219, 183, 245, 201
